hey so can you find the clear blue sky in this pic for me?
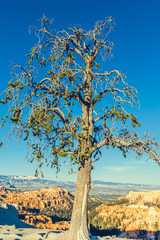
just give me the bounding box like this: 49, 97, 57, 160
0, 0, 160, 185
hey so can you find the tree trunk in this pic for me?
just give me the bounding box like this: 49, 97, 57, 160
58, 157, 92, 240
58, 72, 93, 240
69, 157, 92, 240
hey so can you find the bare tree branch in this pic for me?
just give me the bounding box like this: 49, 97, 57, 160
91, 133, 160, 163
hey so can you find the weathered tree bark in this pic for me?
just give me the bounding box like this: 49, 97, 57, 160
68, 158, 92, 240
57, 157, 92, 240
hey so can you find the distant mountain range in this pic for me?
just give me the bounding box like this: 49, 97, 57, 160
1, 175, 160, 200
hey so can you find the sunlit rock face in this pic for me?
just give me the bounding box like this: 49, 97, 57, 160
89, 190, 160, 238
94, 203, 160, 232
0, 187, 73, 230
18, 211, 70, 230
124, 190, 160, 205
0, 187, 74, 211
0, 202, 70, 239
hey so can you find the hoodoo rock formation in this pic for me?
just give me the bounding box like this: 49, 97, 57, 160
0, 187, 73, 230
0, 187, 74, 211
93, 203, 160, 232
18, 211, 70, 230
89, 190, 160, 239
2, 186, 160, 239
121, 190, 160, 205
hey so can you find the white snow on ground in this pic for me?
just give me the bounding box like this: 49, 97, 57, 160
0, 226, 126, 240
0, 203, 131, 240
0, 226, 63, 240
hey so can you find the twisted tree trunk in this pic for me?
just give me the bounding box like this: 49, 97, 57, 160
68, 158, 92, 240
58, 157, 92, 240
